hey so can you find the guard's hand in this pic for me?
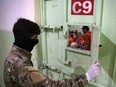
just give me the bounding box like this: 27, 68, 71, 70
85, 61, 101, 81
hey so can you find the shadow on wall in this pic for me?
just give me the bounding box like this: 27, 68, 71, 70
99, 32, 116, 79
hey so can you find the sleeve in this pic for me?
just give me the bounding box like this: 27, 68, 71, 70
17, 62, 46, 87
37, 74, 88, 87
17, 63, 34, 87
17, 63, 88, 87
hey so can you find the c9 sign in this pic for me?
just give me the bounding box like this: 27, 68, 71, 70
71, 0, 94, 15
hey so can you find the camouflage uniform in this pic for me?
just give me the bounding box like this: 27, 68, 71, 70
4, 45, 88, 87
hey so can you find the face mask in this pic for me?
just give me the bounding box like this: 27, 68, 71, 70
14, 35, 38, 52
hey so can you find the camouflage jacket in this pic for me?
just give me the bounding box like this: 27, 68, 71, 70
4, 45, 88, 87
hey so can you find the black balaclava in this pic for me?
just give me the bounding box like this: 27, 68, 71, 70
12, 18, 41, 52
14, 35, 38, 52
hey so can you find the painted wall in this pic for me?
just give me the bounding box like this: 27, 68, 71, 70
102, 0, 116, 45
0, 0, 34, 31
0, 30, 13, 87
98, 0, 116, 86
98, 33, 116, 87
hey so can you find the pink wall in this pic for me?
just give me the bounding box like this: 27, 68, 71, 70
0, 0, 34, 31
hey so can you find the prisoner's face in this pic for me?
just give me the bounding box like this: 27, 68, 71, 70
83, 29, 87, 34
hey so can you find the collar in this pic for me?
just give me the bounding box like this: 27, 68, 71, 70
11, 44, 32, 60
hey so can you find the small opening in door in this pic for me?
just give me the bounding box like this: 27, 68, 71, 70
67, 25, 92, 51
